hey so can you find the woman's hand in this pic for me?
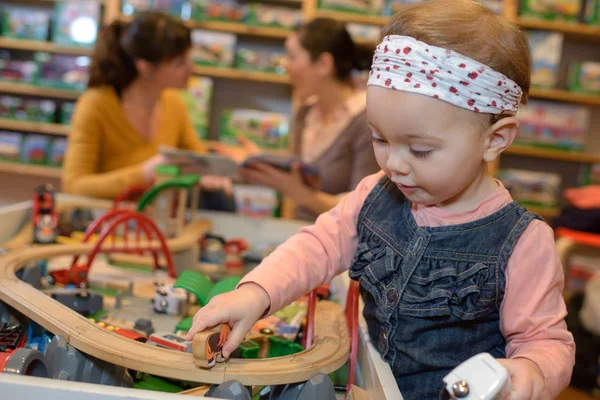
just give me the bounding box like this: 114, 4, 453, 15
142, 154, 166, 183
186, 283, 271, 358
240, 162, 311, 201
199, 175, 233, 195
497, 358, 549, 400
213, 134, 261, 164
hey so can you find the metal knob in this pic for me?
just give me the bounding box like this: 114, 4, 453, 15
452, 381, 470, 398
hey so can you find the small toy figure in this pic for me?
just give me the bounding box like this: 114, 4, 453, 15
32, 184, 58, 244
223, 239, 248, 269
192, 324, 231, 368
152, 282, 187, 315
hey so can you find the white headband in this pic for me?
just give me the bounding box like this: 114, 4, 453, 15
367, 35, 523, 115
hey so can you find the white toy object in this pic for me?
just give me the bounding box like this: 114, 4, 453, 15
152, 283, 187, 316
441, 353, 511, 400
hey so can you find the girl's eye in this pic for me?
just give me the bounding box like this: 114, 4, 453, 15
410, 148, 432, 158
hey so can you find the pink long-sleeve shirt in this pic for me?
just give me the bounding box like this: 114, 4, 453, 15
240, 171, 575, 398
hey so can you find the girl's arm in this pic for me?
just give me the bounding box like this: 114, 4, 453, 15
500, 221, 576, 398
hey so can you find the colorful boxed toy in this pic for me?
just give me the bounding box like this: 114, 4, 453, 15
179, 76, 213, 139
519, 0, 581, 21
249, 297, 308, 342
220, 109, 289, 150
526, 30, 563, 89
383, 0, 426, 16
48, 137, 68, 167
19, 99, 57, 123
235, 48, 286, 75
0, 50, 38, 84
190, 0, 249, 22
21, 134, 51, 165
60, 102, 76, 125
346, 23, 382, 44
568, 61, 600, 95
0, 96, 22, 119
319, 0, 385, 15
497, 168, 562, 208
233, 184, 280, 218
52, 0, 100, 47
516, 100, 590, 151
249, 4, 302, 29
584, 0, 600, 24
191, 30, 236, 67
122, 0, 152, 16
0, 131, 23, 162
35, 52, 91, 91
153, 0, 190, 18
0, 5, 51, 40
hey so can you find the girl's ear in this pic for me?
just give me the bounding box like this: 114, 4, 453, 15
482, 117, 519, 163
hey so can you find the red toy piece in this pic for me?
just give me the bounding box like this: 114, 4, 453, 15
223, 239, 248, 269
32, 184, 58, 244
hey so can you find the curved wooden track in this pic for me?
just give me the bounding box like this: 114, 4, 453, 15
0, 245, 350, 385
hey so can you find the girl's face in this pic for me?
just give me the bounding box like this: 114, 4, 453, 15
284, 33, 321, 100
367, 86, 494, 212
151, 50, 193, 90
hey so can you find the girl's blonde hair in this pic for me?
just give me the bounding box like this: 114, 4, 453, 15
382, 0, 531, 105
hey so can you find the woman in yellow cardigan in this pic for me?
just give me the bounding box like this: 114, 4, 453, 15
62, 12, 232, 208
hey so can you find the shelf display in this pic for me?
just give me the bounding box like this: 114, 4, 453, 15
527, 30, 564, 89
0, 131, 22, 162
498, 168, 562, 209
0, 50, 38, 84
250, 4, 302, 29
179, 76, 213, 139
235, 48, 286, 75
0, 95, 56, 123
519, 0, 581, 21
568, 61, 600, 95
191, 0, 250, 22
191, 29, 236, 67
48, 137, 68, 167
21, 134, 51, 165
220, 109, 289, 149
52, 0, 100, 48
34, 52, 90, 91
0, 4, 51, 41
319, 0, 384, 15
516, 99, 591, 152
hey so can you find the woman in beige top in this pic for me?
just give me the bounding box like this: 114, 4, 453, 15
238, 18, 380, 221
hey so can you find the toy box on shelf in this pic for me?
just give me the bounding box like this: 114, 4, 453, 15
319, 0, 385, 15
0, 50, 38, 84
152, 0, 190, 18
346, 22, 382, 43
0, 96, 57, 123
190, 0, 250, 23
191, 30, 236, 67
248, 4, 302, 29
235, 48, 286, 75
60, 102, 75, 125
121, 0, 153, 16
515, 99, 590, 152
0, 4, 51, 41
51, 0, 100, 48
526, 30, 564, 89
584, 0, 600, 24
233, 184, 280, 218
568, 61, 600, 95
48, 138, 67, 167
220, 109, 289, 150
34, 52, 91, 92
179, 76, 213, 139
21, 134, 51, 165
519, 0, 582, 21
0, 131, 22, 163
498, 168, 562, 209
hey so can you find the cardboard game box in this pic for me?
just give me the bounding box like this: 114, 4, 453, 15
179, 76, 213, 139
220, 109, 289, 150
0, 4, 51, 40
52, 0, 100, 47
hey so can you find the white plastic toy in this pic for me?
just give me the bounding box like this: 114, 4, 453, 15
441, 353, 511, 400
152, 283, 187, 316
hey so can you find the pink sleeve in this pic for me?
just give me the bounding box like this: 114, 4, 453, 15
239, 171, 384, 314
500, 220, 576, 398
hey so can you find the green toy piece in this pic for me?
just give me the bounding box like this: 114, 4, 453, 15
133, 373, 184, 393
236, 340, 260, 359
137, 174, 200, 212
175, 316, 193, 334
206, 276, 242, 303
173, 270, 214, 306
267, 336, 304, 358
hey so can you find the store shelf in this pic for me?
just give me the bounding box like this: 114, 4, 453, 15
0, 163, 61, 179
515, 17, 600, 41
190, 21, 292, 39
0, 82, 81, 100
0, 119, 69, 136
193, 66, 291, 85
504, 145, 600, 164
314, 9, 389, 25
525, 205, 561, 219
530, 88, 600, 106
0, 38, 93, 56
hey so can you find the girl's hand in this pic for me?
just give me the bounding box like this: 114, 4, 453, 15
497, 358, 549, 400
186, 283, 271, 358
199, 175, 233, 195
240, 162, 310, 201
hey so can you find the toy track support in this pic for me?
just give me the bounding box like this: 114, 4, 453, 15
302, 291, 317, 349
345, 280, 360, 396
112, 184, 151, 210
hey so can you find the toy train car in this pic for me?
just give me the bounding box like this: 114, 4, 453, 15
148, 332, 192, 353
94, 321, 147, 343
43, 288, 103, 317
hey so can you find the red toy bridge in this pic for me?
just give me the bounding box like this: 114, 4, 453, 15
50, 209, 175, 288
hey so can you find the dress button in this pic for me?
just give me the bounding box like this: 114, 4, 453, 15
386, 288, 399, 304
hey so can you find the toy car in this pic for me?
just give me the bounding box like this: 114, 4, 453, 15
47, 265, 89, 288
148, 332, 192, 353
152, 283, 187, 315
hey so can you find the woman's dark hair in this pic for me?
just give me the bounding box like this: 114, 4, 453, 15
296, 18, 374, 82
88, 12, 192, 93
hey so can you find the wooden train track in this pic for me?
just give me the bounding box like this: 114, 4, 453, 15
0, 243, 349, 385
